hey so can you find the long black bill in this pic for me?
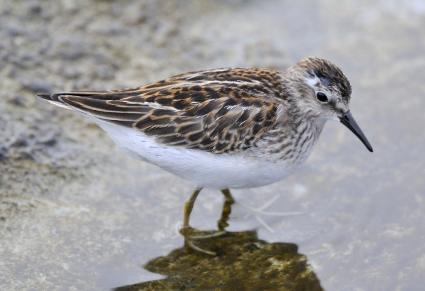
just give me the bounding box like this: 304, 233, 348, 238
339, 111, 373, 152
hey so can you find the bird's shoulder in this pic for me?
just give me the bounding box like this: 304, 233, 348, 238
135, 67, 286, 104
126, 68, 287, 153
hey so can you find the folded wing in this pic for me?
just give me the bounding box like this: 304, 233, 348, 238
38, 68, 286, 154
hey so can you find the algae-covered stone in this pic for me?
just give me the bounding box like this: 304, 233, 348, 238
116, 231, 323, 291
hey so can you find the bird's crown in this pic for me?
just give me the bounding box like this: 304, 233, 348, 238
295, 57, 352, 102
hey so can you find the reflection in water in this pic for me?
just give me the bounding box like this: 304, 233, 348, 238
115, 201, 323, 291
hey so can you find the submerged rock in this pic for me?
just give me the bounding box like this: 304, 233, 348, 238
116, 230, 323, 291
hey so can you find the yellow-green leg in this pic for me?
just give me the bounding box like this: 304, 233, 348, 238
179, 188, 235, 256
217, 188, 235, 231
180, 188, 215, 255
182, 188, 202, 230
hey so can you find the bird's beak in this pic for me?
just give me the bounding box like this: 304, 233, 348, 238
339, 111, 373, 152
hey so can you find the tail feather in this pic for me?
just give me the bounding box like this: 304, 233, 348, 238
37, 93, 71, 109
37, 92, 67, 102
37, 93, 53, 100
36, 90, 149, 125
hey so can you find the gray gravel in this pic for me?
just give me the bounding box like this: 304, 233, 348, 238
1, 0, 425, 290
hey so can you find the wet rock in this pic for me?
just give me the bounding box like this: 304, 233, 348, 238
115, 231, 323, 291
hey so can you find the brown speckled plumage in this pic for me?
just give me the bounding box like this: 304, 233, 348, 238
38, 57, 365, 166
39, 68, 289, 154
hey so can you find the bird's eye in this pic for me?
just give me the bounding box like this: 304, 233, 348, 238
316, 92, 329, 103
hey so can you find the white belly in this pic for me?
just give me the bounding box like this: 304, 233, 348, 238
96, 121, 295, 189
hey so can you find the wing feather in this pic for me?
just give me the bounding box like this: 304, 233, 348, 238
38, 68, 286, 154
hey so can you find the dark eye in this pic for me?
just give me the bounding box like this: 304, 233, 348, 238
316, 92, 329, 103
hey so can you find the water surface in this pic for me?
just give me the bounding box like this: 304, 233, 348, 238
1, 0, 424, 290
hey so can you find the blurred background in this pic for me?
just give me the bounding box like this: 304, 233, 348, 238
1, 0, 425, 290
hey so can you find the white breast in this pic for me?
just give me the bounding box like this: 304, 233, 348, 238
95, 121, 296, 189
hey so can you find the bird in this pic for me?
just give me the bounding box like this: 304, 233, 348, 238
38, 57, 373, 254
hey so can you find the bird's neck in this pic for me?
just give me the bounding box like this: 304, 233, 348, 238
290, 114, 326, 164
254, 109, 326, 163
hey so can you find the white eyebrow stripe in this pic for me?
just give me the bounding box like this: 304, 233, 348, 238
305, 74, 341, 103
305, 74, 320, 88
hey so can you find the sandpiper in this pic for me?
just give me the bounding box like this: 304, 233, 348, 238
38, 57, 373, 254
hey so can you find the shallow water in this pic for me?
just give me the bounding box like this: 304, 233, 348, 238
1, 0, 425, 290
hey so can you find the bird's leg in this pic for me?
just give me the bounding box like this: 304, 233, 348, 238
217, 188, 235, 231
179, 188, 234, 256
183, 188, 234, 241
179, 188, 219, 256
180, 188, 202, 234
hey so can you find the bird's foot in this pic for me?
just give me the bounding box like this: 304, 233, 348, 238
179, 226, 227, 256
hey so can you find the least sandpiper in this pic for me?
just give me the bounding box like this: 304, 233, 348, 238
38, 57, 373, 254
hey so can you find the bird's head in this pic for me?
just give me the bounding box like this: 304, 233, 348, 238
287, 57, 373, 152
